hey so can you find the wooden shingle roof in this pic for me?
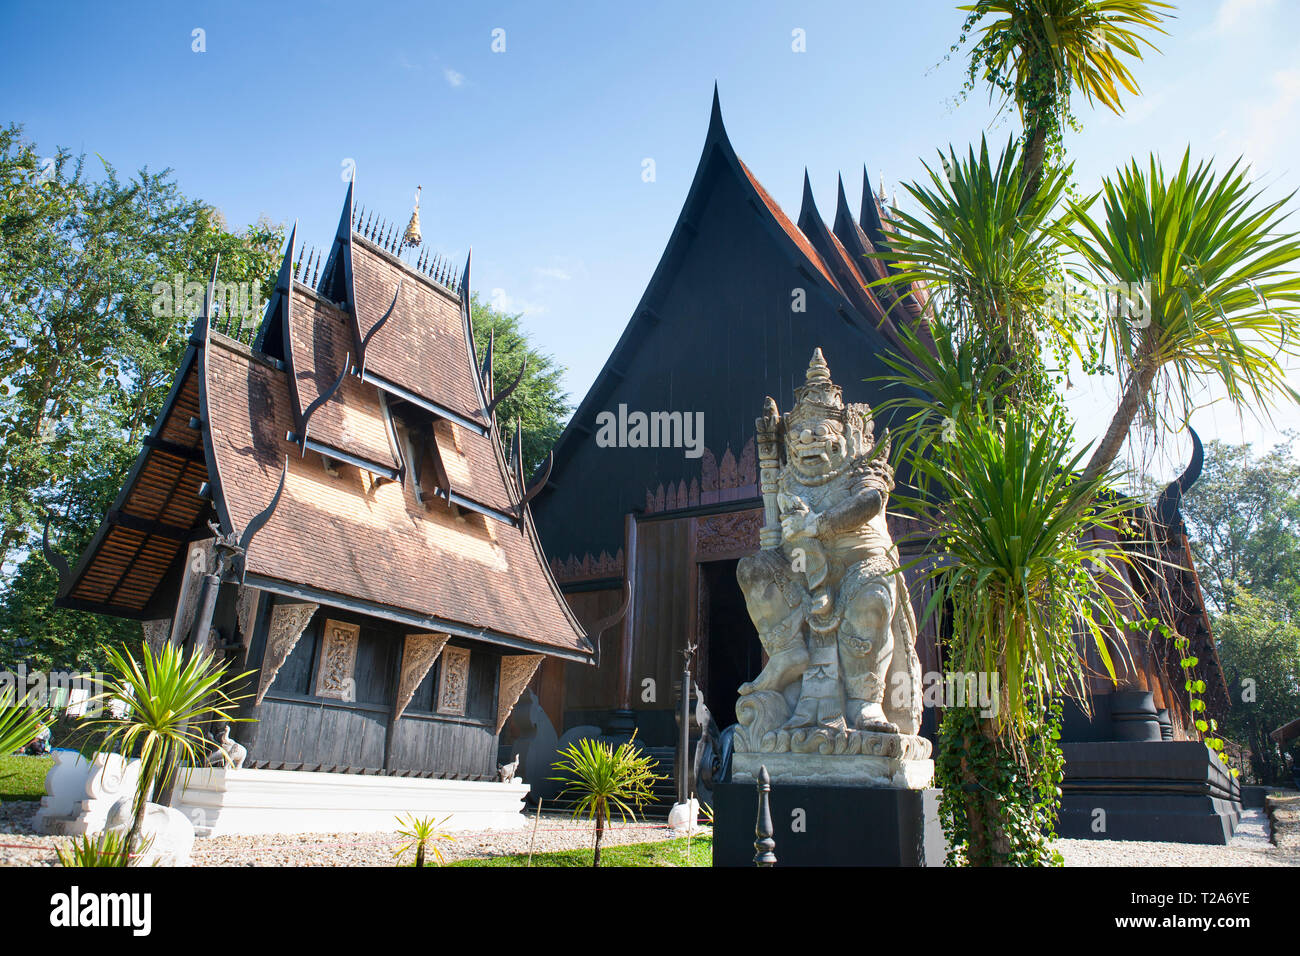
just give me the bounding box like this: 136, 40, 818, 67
285, 282, 400, 474
59, 350, 210, 617
203, 333, 589, 657
349, 236, 485, 425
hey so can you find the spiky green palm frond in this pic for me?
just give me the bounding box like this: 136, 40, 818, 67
1068, 151, 1300, 479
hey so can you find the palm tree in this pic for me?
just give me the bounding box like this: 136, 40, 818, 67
550, 732, 663, 867
956, 0, 1171, 205
82, 642, 251, 851
881, 342, 1141, 863
874, 136, 1073, 404
1068, 151, 1300, 481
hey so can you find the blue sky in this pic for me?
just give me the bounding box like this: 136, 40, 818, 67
3, 0, 1298, 484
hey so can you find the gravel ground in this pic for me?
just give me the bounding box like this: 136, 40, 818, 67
1055, 808, 1300, 867
4, 799, 1298, 867
0, 801, 683, 867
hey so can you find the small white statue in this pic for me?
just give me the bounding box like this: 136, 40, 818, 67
207, 725, 246, 769
497, 753, 520, 782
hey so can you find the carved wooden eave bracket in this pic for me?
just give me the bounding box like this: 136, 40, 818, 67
255, 602, 319, 705
496, 654, 545, 734
392, 632, 452, 723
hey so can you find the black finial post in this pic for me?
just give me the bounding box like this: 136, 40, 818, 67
754, 765, 776, 867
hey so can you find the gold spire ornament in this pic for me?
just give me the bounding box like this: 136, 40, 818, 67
403, 185, 422, 248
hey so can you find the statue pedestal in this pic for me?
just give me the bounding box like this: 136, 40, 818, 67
732, 752, 934, 789
713, 778, 931, 867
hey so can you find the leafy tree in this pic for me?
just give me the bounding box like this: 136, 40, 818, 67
1211, 590, 1300, 784
1180, 436, 1300, 612
468, 292, 570, 475
0, 123, 282, 671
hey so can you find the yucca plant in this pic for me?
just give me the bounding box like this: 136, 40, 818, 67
899, 407, 1139, 729
394, 813, 454, 868
81, 642, 252, 851
892, 391, 1143, 864
550, 731, 664, 867
1068, 151, 1300, 481
872, 137, 1075, 406
55, 829, 136, 868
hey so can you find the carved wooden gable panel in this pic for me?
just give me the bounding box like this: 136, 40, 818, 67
255, 601, 319, 705
314, 619, 361, 701
436, 645, 472, 716
495, 654, 544, 733
394, 632, 451, 721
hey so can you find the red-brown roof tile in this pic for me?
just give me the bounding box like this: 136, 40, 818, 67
737, 159, 838, 288
203, 334, 588, 656
350, 237, 484, 422
286, 284, 399, 471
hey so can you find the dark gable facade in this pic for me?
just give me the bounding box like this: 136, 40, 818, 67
531, 92, 1232, 799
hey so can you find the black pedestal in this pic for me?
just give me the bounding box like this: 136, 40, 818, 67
713, 780, 926, 866
1058, 741, 1242, 844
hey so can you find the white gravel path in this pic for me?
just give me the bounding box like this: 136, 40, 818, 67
5, 799, 1297, 867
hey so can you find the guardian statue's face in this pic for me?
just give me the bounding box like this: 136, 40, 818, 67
786, 415, 847, 480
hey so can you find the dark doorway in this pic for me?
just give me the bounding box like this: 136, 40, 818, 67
700, 558, 763, 728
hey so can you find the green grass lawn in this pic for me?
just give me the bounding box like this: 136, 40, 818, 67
449, 834, 712, 867
0, 754, 53, 803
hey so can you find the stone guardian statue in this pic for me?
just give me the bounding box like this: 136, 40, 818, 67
732, 348, 932, 788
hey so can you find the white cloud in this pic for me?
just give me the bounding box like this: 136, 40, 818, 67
444, 67, 465, 88
489, 287, 548, 316
1239, 66, 1300, 170
534, 266, 571, 281
1214, 0, 1276, 33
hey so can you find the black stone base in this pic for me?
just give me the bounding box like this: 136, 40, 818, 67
1059, 741, 1242, 844
713, 780, 926, 866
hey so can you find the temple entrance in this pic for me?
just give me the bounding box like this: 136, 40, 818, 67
698, 558, 762, 728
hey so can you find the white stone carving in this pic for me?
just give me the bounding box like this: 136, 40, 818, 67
35, 751, 144, 836
206, 725, 247, 769
105, 798, 195, 866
